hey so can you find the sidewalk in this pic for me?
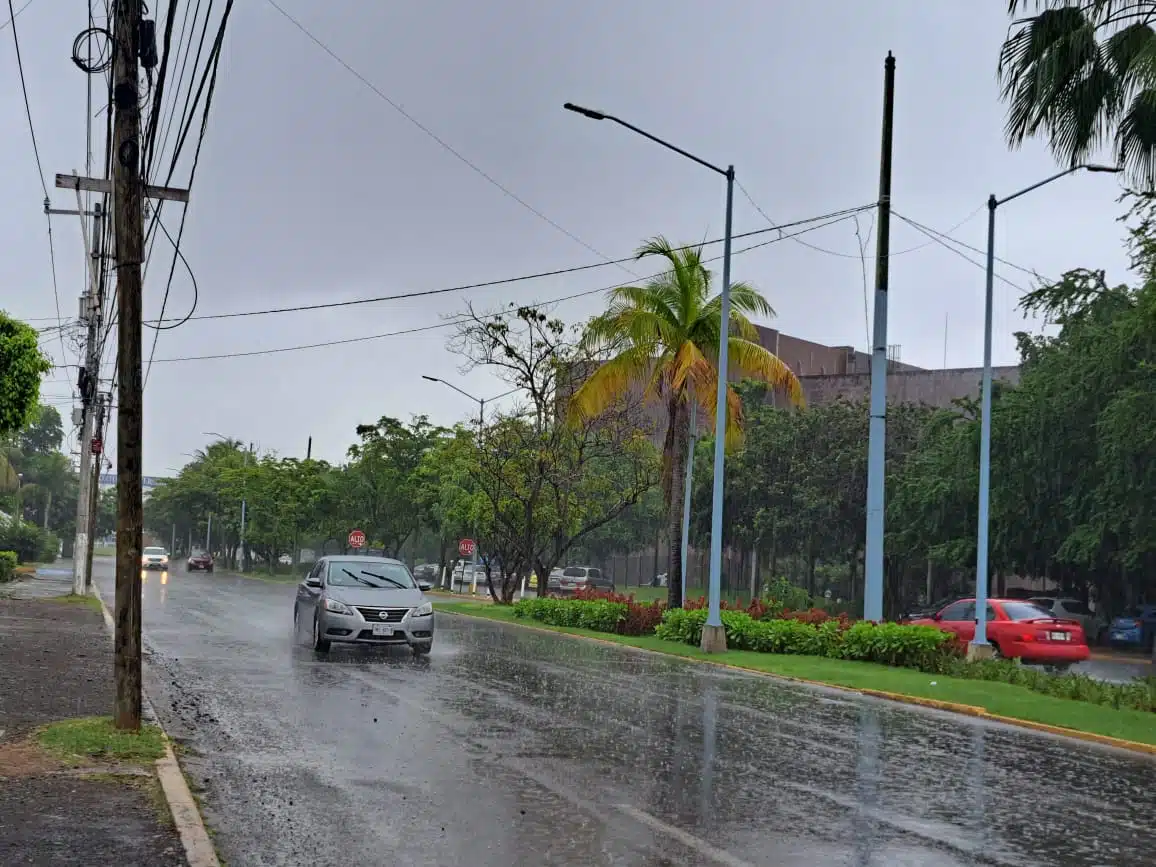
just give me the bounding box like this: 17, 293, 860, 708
0, 565, 185, 866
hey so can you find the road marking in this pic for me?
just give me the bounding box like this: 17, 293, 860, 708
613, 804, 754, 867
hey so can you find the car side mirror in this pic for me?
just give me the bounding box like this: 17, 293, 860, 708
418, 581, 432, 592
305, 578, 321, 588
931, 612, 941, 621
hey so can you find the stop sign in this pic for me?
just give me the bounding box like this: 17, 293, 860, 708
458, 538, 476, 557
348, 529, 366, 549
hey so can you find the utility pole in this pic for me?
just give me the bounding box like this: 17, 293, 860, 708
862, 52, 896, 623
62, 189, 102, 596
111, 0, 146, 731
83, 397, 105, 591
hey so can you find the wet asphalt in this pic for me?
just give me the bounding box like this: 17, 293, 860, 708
93, 560, 1156, 867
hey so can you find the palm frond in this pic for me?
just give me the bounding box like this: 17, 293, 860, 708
569, 345, 655, 422
728, 338, 805, 406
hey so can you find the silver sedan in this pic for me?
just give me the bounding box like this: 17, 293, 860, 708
294, 556, 435, 655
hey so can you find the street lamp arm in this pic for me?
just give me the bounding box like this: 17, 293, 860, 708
563, 102, 726, 177
421, 375, 481, 407
996, 163, 1121, 207
485, 386, 521, 403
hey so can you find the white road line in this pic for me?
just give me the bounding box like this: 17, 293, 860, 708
614, 803, 754, 867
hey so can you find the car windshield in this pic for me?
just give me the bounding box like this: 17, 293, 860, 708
143, 547, 165, 555
1002, 601, 1058, 621
326, 561, 416, 589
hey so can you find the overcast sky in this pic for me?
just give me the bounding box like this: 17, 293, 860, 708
2, 0, 1133, 477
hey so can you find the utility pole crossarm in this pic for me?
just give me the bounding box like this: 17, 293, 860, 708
55, 172, 190, 203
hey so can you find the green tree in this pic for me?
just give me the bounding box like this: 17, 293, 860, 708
569, 238, 801, 608
999, 0, 1156, 188
0, 313, 52, 439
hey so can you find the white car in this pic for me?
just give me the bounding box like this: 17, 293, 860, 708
278, 554, 293, 566
141, 546, 169, 571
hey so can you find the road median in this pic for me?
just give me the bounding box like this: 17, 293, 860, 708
436, 601, 1156, 755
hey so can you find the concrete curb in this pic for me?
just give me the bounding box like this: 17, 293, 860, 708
89, 584, 220, 867
438, 608, 1156, 759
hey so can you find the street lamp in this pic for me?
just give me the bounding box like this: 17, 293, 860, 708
421, 376, 519, 591
564, 101, 734, 652
971, 163, 1120, 655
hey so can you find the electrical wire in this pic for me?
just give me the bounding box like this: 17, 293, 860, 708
892, 211, 1046, 279
0, 0, 35, 34
141, 203, 874, 325
147, 208, 867, 364
264, 0, 635, 277
143, 0, 233, 389
891, 212, 1036, 293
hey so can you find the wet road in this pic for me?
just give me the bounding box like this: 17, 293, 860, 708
95, 560, 1156, 867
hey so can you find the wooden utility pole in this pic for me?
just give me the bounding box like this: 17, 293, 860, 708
112, 0, 146, 731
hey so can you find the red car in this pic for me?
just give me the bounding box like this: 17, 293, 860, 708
186, 552, 214, 573
909, 598, 1090, 667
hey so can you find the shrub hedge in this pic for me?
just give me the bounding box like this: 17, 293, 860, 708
0, 550, 17, 583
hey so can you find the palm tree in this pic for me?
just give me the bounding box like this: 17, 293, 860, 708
999, 1, 1156, 190
569, 237, 802, 608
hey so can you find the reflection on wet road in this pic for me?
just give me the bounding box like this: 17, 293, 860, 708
95, 560, 1156, 866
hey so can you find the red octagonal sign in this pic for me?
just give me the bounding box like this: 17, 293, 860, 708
458, 538, 476, 557
348, 529, 366, 549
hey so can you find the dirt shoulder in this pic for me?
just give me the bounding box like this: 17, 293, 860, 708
0, 596, 186, 865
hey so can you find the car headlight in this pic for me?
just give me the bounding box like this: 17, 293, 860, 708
322, 598, 353, 615
410, 601, 433, 617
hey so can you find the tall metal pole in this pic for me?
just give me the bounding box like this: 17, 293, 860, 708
680, 398, 696, 605
112, 0, 145, 731
472, 399, 483, 592
83, 399, 104, 590
973, 195, 997, 648
701, 166, 735, 653
206, 513, 212, 554
863, 52, 896, 623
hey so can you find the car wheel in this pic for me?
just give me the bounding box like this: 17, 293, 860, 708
206, 566, 213, 573
312, 616, 331, 653
989, 641, 1003, 660
412, 643, 431, 656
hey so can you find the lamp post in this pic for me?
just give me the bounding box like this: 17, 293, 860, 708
970, 163, 1119, 656
422, 376, 519, 593
564, 102, 734, 652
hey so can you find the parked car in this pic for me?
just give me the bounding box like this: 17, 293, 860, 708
549, 566, 614, 595
293, 556, 434, 655
1029, 596, 1107, 645
186, 552, 213, 573
909, 597, 1090, 670
899, 596, 962, 623
1107, 604, 1156, 652
141, 546, 169, 571
412, 563, 439, 583
278, 554, 293, 566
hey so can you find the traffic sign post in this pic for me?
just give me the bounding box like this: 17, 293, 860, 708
349, 529, 366, 551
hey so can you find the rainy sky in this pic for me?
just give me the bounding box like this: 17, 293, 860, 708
1, 1, 1132, 476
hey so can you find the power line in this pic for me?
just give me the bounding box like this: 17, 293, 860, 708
8, 0, 48, 198
141, 203, 873, 325
0, 0, 35, 32
892, 211, 1044, 279
147, 208, 868, 364
144, 0, 233, 390
263, 0, 635, 276
891, 212, 1037, 293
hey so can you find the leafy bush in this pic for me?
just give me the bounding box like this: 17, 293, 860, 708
571, 587, 668, 636
0, 519, 58, 564
512, 597, 626, 633
656, 607, 960, 671
0, 550, 16, 582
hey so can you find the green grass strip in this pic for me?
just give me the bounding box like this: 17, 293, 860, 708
38, 717, 166, 765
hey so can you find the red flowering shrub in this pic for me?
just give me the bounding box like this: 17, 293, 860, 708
570, 587, 666, 636
780, 608, 854, 630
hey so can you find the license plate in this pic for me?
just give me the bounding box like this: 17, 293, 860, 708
371, 624, 394, 636
1111, 631, 1128, 640
1048, 631, 1069, 641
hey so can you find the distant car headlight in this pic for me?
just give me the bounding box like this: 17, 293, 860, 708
322, 598, 353, 615
410, 601, 433, 617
